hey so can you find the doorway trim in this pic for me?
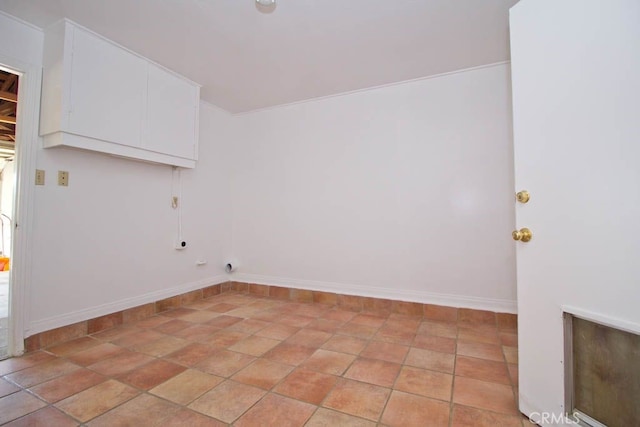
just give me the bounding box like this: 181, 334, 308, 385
0, 54, 41, 356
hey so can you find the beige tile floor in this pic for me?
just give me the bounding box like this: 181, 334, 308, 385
0, 291, 525, 426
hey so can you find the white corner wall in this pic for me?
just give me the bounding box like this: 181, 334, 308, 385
231, 63, 516, 312
1, 12, 234, 336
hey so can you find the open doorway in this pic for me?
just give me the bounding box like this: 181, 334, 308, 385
0, 68, 18, 358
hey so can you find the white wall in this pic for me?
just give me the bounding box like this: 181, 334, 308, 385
231, 63, 516, 312
28, 101, 233, 333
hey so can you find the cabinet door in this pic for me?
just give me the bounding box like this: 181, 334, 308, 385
145, 64, 198, 159
68, 25, 147, 147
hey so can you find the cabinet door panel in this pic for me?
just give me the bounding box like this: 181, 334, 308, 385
68, 26, 147, 147
146, 64, 198, 159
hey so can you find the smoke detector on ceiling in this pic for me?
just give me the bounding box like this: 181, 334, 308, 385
255, 0, 276, 13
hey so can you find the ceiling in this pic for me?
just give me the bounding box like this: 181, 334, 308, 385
0, 0, 518, 113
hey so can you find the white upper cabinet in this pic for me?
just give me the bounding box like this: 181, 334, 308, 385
40, 20, 200, 168
146, 63, 199, 160
68, 26, 147, 148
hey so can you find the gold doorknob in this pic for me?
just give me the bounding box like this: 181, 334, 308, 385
516, 190, 530, 203
512, 228, 533, 242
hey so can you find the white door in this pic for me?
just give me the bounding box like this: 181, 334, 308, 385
510, 0, 640, 423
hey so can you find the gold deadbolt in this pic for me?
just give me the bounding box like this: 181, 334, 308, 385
516, 190, 530, 203
512, 228, 533, 242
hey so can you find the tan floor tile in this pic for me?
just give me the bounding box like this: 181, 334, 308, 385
508, 363, 518, 386
0, 351, 56, 376
4, 406, 78, 427
321, 309, 357, 323
405, 348, 455, 373
381, 390, 450, 427
6, 359, 81, 387
88, 350, 154, 376
111, 329, 165, 348
458, 327, 501, 345
201, 330, 249, 348
412, 334, 456, 353
394, 365, 453, 401
47, 336, 101, 356
285, 329, 332, 348
150, 369, 223, 405
305, 408, 376, 427
496, 313, 518, 332
229, 336, 280, 356
165, 343, 218, 367
117, 359, 186, 390
457, 340, 504, 362
305, 318, 343, 333
455, 356, 511, 385
458, 309, 496, 326
255, 323, 299, 340
301, 349, 356, 376
386, 315, 421, 331
188, 380, 265, 423
344, 357, 401, 387
360, 341, 409, 364
263, 343, 316, 366
350, 313, 387, 328
205, 315, 244, 329
206, 303, 239, 313
162, 307, 198, 319
90, 325, 139, 342
29, 368, 105, 402
55, 379, 139, 422
195, 349, 255, 377
452, 376, 518, 414
500, 332, 519, 347
232, 358, 293, 389
227, 319, 271, 334
131, 315, 172, 329
171, 324, 219, 341
161, 408, 227, 426
277, 314, 315, 328
373, 326, 415, 345
0, 391, 48, 424
323, 378, 390, 421
177, 310, 221, 324
67, 343, 128, 366
451, 404, 524, 427
153, 319, 193, 334
235, 393, 315, 427
274, 367, 337, 405
88, 393, 180, 426
0, 377, 20, 398
337, 322, 379, 339
417, 321, 458, 339
423, 304, 458, 323
321, 335, 367, 355
132, 335, 188, 357
503, 346, 518, 364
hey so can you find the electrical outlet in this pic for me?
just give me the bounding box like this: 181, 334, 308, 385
58, 171, 69, 186
35, 169, 45, 185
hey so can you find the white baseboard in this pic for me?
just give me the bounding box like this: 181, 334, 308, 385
27, 275, 228, 336
231, 273, 517, 313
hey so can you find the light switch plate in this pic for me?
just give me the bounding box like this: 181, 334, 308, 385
58, 171, 69, 186
35, 169, 45, 185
